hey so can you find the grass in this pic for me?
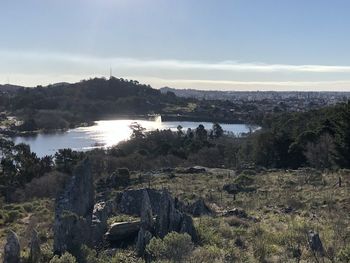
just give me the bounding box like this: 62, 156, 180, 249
0, 168, 349, 262
128, 168, 350, 262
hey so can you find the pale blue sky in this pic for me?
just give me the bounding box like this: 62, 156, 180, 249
1, 0, 350, 90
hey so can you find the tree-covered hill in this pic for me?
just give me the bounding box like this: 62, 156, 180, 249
1, 77, 255, 132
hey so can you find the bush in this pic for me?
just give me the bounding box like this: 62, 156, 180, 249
146, 232, 194, 262
195, 218, 222, 246
49, 252, 77, 263
234, 174, 255, 186
110, 168, 130, 187
5, 210, 23, 223
190, 245, 225, 262
21, 171, 68, 200
337, 245, 350, 262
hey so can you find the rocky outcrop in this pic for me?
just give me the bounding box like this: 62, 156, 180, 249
107, 189, 198, 256
4, 230, 20, 263
91, 200, 116, 246
105, 221, 141, 241
308, 230, 324, 256
188, 199, 212, 217
136, 228, 152, 258
118, 188, 163, 216
53, 159, 94, 257
136, 190, 154, 256
157, 190, 197, 242
180, 166, 207, 174
222, 208, 248, 218
29, 229, 41, 263
180, 214, 198, 242
157, 190, 183, 238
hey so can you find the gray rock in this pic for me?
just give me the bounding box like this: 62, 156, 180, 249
136, 228, 153, 257
4, 230, 20, 263
180, 214, 198, 242
140, 190, 154, 230
53, 159, 94, 256
222, 208, 248, 218
29, 229, 41, 263
118, 188, 163, 216
105, 221, 141, 241
188, 199, 212, 217
308, 230, 324, 255
183, 166, 206, 174
91, 200, 116, 245
157, 190, 197, 241
157, 190, 182, 238
136, 190, 154, 256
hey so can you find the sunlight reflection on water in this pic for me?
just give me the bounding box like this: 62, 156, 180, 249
13, 119, 256, 157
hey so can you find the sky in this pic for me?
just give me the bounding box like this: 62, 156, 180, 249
1, 0, 350, 91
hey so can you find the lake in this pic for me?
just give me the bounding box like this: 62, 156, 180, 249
13, 119, 257, 157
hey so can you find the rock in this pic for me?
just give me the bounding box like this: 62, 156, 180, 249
222, 208, 248, 218
183, 166, 206, 174
53, 159, 94, 256
118, 188, 163, 216
223, 183, 255, 194
139, 190, 154, 230
308, 230, 324, 255
4, 230, 20, 263
136, 190, 154, 256
105, 221, 141, 241
157, 190, 197, 241
157, 190, 182, 238
136, 228, 153, 257
91, 200, 116, 245
29, 229, 41, 263
188, 199, 212, 217
180, 214, 198, 242
223, 183, 239, 194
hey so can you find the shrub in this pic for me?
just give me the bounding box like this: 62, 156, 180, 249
22, 171, 68, 199
190, 245, 225, 262
195, 218, 222, 246
49, 252, 77, 263
146, 232, 194, 262
5, 210, 23, 223
337, 245, 350, 262
234, 174, 255, 186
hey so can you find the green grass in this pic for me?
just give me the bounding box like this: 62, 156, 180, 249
1, 168, 350, 262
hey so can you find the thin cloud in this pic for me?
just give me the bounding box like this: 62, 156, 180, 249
2, 50, 350, 73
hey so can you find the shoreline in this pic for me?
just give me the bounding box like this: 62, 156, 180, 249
1, 114, 256, 138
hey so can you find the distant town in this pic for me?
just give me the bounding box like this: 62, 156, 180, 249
161, 87, 350, 112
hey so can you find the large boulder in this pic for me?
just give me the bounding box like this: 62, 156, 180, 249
188, 199, 212, 217
181, 166, 207, 174
29, 229, 41, 263
53, 159, 94, 256
4, 230, 20, 263
91, 200, 116, 245
118, 188, 163, 216
105, 221, 141, 241
180, 214, 198, 242
136, 190, 154, 256
157, 190, 197, 242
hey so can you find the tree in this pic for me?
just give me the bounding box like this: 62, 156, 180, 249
195, 124, 207, 142
212, 123, 224, 138
55, 149, 83, 174
176, 125, 183, 137
305, 133, 335, 169
334, 102, 350, 168
130, 122, 146, 139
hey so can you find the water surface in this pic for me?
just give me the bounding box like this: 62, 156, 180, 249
13, 119, 256, 157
